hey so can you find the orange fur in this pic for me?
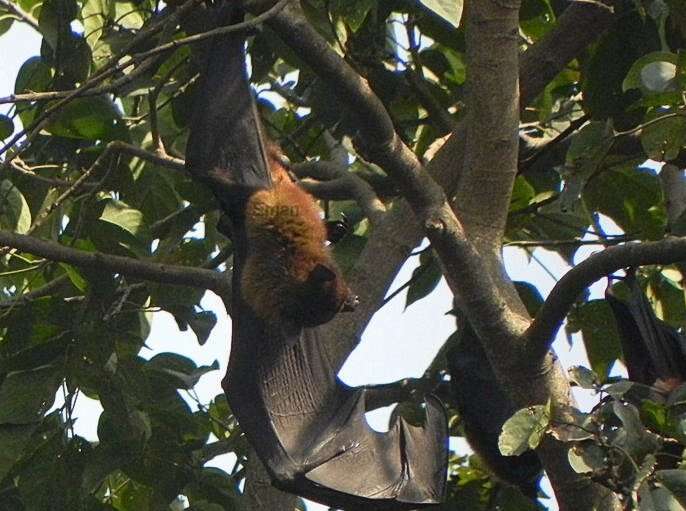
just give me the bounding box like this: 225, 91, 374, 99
240, 150, 356, 331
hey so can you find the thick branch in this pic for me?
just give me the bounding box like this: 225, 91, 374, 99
527, 237, 686, 360
264, 2, 445, 212
264, 1, 622, 507
519, 0, 617, 106
318, 0, 621, 374
0, 230, 230, 295
457, 0, 522, 252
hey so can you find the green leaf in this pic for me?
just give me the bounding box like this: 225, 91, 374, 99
641, 400, 671, 434
657, 470, 686, 507
0, 180, 32, 234
81, 444, 130, 494
99, 199, 145, 237
187, 310, 217, 346
509, 176, 536, 212
59, 33, 93, 83
612, 401, 662, 457
332, 233, 366, 274
330, 0, 375, 32
113, 1, 144, 30
498, 402, 550, 456
38, 0, 77, 50
15, 56, 53, 94
640, 486, 686, 511
418, 0, 464, 27
0, 13, 14, 37
623, 51, 678, 93
581, 13, 648, 119
47, 96, 120, 140
549, 405, 596, 442
567, 443, 606, 474
0, 423, 39, 481
565, 121, 612, 170
0, 114, 14, 139
0, 365, 62, 424
112, 480, 154, 510
81, 0, 107, 48
406, 252, 443, 308
649, 270, 686, 328
513, 280, 544, 316
57, 263, 87, 292
147, 353, 219, 389
640, 112, 686, 161
568, 366, 598, 389
583, 165, 666, 240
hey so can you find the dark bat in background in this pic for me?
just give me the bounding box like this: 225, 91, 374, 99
184, 3, 448, 508
447, 320, 543, 501
605, 270, 686, 388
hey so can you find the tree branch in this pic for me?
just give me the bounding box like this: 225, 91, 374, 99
455, 0, 521, 252
361, 377, 449, 411
291, 160, 386, 224
0, 230, 230, 295
0, 0, 39, 31
0, 274, 72, 308
317, 0, 622, 373
505, 237, 629, 248
109, 140, 186, 172
527, 237, 686, 360
0, 0, 289, 161
519, 0, 617, 107
661, 164, 686, 235
263, 1, 622, 507
264, 2, 445, 212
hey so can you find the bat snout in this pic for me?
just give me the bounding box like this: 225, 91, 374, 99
341, 294, 359, 312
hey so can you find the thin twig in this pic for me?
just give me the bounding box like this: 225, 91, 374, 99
8, 159, 74, 187
505, 237, 630, 248
23, 146, 117, 238
149, 58, 188, 155
1, 0, 291, 162
0, 230, 230, 294
0, 0, 201, 157
0, 0, 39, 31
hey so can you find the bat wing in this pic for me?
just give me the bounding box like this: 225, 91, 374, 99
606, 271, 686, 384
185, 6, 448, 509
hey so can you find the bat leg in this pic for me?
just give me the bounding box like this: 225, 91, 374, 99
326, 213, 351, 244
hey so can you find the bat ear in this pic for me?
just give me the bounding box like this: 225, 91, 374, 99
310, 263, 336, 283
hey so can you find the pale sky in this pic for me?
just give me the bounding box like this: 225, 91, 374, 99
0, 19, 630, 511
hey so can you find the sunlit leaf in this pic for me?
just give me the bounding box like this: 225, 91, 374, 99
418, 0, 464, 27
0, 180, 32, 234
498, 403, 550, 456
623, 51, 678, 93
99, 199, 145, 237
568, 443, 605, 474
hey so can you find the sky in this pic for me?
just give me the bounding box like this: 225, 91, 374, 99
0, 17, 627, 511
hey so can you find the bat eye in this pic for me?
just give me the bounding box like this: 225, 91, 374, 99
310, 263, 336, 283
